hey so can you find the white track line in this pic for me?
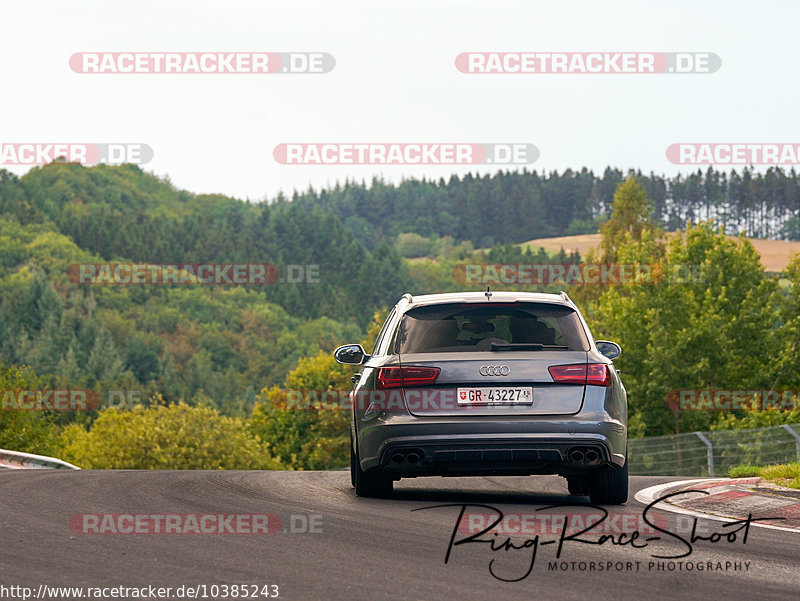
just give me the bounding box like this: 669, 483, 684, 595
634, 478, 800, 534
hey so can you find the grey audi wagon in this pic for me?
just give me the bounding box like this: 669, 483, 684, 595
334, 291, 628, 504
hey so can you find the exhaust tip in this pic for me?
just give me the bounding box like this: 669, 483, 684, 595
390, 453, 405, 464
584, 449, 600, 465
569, 449, 584, 463
406, 452, 420, 464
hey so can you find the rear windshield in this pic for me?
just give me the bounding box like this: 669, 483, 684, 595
394, 302, 589, 353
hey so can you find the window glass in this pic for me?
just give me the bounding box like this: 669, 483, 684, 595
395, 303, 589, 353
371, 308, 397, 355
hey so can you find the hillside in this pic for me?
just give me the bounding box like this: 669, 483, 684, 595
0, 164, 411, 416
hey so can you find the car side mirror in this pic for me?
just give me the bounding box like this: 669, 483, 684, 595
333, 344, 369, 365
596, 340, 621, 360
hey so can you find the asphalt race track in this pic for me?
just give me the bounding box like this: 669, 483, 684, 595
1, 471, 798, 600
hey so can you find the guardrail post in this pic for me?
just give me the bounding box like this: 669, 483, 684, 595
782, 425, 800, 461
694, 432, 714, 477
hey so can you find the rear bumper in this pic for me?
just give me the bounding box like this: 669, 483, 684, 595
378, 436, 613, 477
358, 415, 627, 476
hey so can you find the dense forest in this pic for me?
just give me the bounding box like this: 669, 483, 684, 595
0, 164, 410, 417
289, 167, 800, 247
1, 163, 799, 469
0, 164, 411, 324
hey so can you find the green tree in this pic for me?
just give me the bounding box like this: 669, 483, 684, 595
394, 232, 434, 258
59, 399, 281, 469
0, 363, 60, 454
250, 311, 386, 469
591, 222, 781, 436
598, 177, 664, 264
572, 178, 665, 307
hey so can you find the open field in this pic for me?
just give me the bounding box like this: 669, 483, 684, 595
524, 233, 800, 273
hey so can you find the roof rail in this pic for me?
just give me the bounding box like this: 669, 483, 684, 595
401, 293, 413, 304
559, 290, 572, 304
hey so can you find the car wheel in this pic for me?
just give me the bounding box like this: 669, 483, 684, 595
588, 458, 628, 505
566, 476, 590, 496
352, 438, 393, 498
349, 431, 356, 488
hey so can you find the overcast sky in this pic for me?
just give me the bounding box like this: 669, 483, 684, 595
2, 0, 798, 201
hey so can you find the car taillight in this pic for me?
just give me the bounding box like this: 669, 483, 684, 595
548, 363, 611, 387
376, 366, 440, 389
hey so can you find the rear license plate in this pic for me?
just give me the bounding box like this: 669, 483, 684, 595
457, 387, 533, 405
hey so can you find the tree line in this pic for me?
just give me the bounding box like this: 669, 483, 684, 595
288, 166, 800, 247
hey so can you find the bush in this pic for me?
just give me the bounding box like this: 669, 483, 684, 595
0, 363, 61, 455
395, 232, 434, 258
711, 410, 800, 431
250, 355, 351, 470
249, 311, 386, 470
58, 400, 281, 469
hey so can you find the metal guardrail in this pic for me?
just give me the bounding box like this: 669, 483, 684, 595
629, 423, 800, 477
0, 448, 80, 470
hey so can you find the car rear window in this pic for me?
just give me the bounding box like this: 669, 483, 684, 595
394, 302, 590, 353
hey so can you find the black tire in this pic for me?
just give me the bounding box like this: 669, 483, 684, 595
352, 436, 393, 498
349, 431, 356, 488
588, 458, 628, 505
567, 477, 590, 496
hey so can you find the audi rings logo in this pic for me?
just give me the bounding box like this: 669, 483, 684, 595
479, 365, 510, 376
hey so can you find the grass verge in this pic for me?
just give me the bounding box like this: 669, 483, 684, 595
728, 462, 800, 489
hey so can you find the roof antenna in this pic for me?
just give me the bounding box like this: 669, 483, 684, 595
485, 286, 492, 301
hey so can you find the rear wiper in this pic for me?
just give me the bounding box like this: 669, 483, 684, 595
490, 343, 569, 351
